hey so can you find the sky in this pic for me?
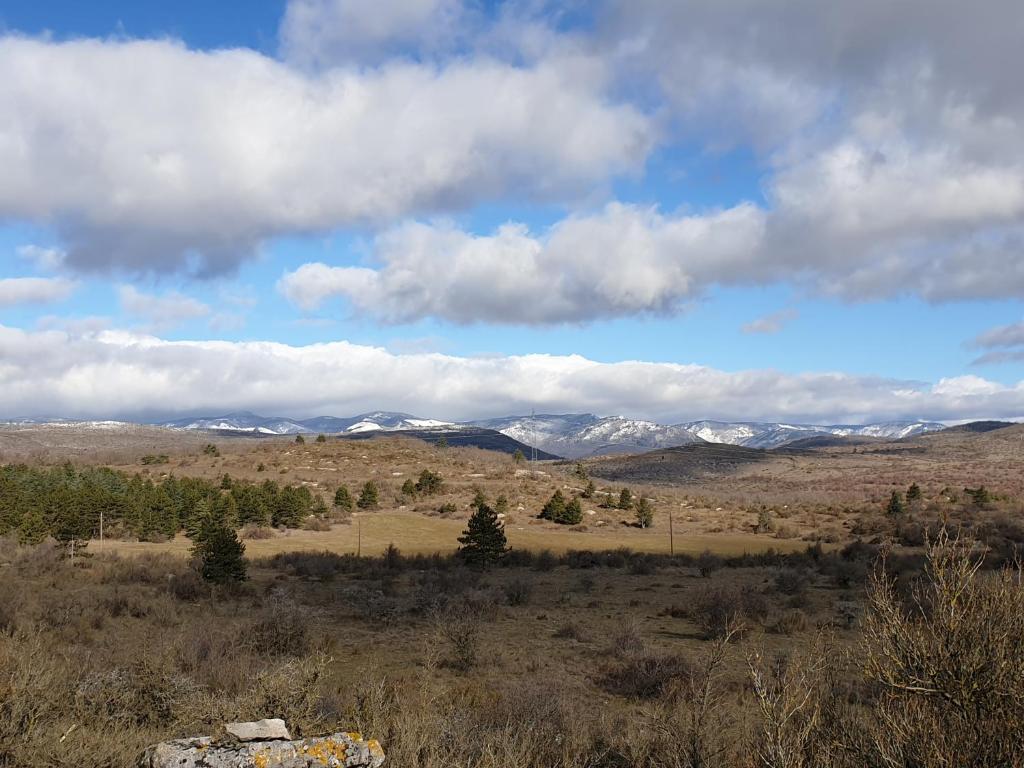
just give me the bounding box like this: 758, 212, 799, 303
1, 0, 1024, 424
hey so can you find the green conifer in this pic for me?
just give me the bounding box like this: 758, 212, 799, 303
457, 503, 509, 567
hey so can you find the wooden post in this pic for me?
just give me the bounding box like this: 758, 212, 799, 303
669, 511, 674, 556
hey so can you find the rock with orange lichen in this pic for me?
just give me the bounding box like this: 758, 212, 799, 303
141, 724, 384, 767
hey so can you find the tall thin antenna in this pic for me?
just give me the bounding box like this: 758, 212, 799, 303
531, 408, 537, 465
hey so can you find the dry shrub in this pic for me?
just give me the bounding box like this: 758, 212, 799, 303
597, 651, 692, 699
240, 523, 275, 540
860, 530, 1024, 766
691, 584, 768, 639
770, 608, 809, 636
503, 578, 533, 606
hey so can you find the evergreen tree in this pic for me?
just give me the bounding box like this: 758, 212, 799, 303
401, 478, 417, 498
562, 496, 583, 525
192, 522, 247, 583
756, 507, 774, 534
635, 496, 654, 528
574, 462, 588, 480
495, 494, 509, 515
295, 434, 305, 444
334, 485, 354, 512
220, 473, 232, 490
907, 483, 923, 503
886, 490, 905, 516
582, 480, 596, 499
540, 490, 567, 521
512, 449, 525, 464
618, 487, 634, 510
18, 507, 49, 546
457, 503, 508, 567
357, 481, 380, 510
470, 487, 487, 510
315, 434, 326, 443
415, 469, 444, 495
274, 485, 309, 527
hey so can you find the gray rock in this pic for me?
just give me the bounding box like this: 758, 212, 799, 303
142, 729, 385, 767
225, 719, 291, 742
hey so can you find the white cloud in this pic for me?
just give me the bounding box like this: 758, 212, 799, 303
1, 324, 1022, 424
281, 0, 467, 68
0, 277, 76, 307
118, 285, 211, 331
279, 203, 766, 323
0, 35, 651, 275
742, 309, 798, 335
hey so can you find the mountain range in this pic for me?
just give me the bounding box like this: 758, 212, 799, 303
152, 410, 947, 458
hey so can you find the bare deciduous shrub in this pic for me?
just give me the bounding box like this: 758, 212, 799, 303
504, 578, 533, 606
770, 608, 809, 636
860, 530, 1024, 766
597, 651, 692, 699
691, 584, 768, 639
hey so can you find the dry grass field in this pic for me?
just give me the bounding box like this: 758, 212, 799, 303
3, 423, 1024, 765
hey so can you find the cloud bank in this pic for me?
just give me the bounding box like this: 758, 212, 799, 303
0, 35, 650, 275
1, 325, 1022, 424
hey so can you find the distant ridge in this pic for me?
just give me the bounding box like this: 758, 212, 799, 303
4, 410, 950, 460
940, 420, 1017, 434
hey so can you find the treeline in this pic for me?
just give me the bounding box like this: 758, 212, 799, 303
0, 463, 322, 545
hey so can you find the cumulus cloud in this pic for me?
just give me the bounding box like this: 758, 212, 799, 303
742, 309, 798, 335
118, 286, 211, 331
0, 324, 1022, 424
0, 277, 76, 307
0, 35, 651, 275
280, 0, 468, 67
278, 203, 765, 323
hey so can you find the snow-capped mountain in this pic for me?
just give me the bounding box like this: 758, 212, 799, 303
472, 414, 703, 458
158, 411, 454, 435
470, 414, 946, 457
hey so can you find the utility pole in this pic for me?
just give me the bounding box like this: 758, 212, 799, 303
669, 511, 674, 556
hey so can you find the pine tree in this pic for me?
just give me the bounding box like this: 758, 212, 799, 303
540, 490, 567, 521
886, 490, 905, 516
512, 449, 525, 465
357, 481, 380, 510
635, 496, 654, 528
295, 434, 305, 444
906, 483, 923, 503
470, 488, 487, 510
18, 507, 49, 546
193, 522, 247, 583
582, 480, 596, 499
334, 485, 354, 512
458, 503, 508, 567
618, 488, 634, 510
562, 496, 583, 525
315, 434, 326, 443
401, 479, 417, 498
220, 473, 232, 490
495, 494, 509, 515
415, 469, 444, 495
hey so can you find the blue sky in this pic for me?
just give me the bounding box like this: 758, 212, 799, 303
1, 0, 1024, 423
